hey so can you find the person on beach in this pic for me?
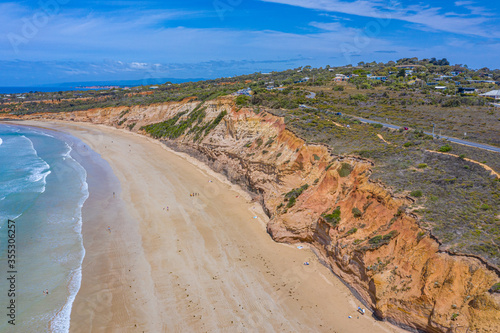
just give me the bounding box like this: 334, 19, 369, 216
108, 226, 111, 232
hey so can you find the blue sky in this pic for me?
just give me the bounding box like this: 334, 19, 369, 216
0, 0, 499, 86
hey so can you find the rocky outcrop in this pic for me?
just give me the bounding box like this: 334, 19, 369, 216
15, 96, 500, 332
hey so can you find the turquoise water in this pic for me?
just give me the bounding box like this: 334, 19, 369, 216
0, 124, 89, 332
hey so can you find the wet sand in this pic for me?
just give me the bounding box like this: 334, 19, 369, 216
22, 120, 405, 333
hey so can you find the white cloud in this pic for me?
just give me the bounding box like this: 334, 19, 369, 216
259, 0, 499, 38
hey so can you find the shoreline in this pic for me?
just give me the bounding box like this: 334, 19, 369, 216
15, 120, 406, 333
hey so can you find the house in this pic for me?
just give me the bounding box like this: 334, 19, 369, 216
395, 65, 424, 70
334, 74, 348, 82
234, 87, 252, 96
368, 76, 387, 81
435, 86, 447, 90
458, 87, 477, 94
468, 80, 497, 84
480, 90, 500, 100
451, 71, 462, 76
294, 77, 310, 84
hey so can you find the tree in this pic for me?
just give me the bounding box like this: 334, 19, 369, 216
397, 69, 406, 78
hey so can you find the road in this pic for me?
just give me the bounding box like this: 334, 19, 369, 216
353, 117, 500, 153
305, 91, 316, 99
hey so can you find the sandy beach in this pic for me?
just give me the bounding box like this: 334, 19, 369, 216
21, 120, 405, 333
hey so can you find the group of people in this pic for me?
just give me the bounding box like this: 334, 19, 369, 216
42, 289, 49, 295
190, 193, 200, 197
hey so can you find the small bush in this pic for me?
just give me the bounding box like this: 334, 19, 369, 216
284, 184, 309, 208
338, 163, 353, 177
346, 228, 358, 236
480, 204, 490, 210
403, 142, 412, 147
417, 163, 427, 169
352, 207, 363, 218
323, 206, 341, 226
313, 154, 320, 161
235, 95, 251, 106
369, 230, 399, 247
410, 190, 423, 198
438, 144, 452, 152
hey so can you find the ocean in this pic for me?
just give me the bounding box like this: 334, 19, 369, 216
0, 87, 113, 94
0, 123, 89, 332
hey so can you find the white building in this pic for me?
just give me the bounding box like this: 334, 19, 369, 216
480, 90, 500, 100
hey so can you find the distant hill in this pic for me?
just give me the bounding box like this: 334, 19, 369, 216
41, 77, 208, 88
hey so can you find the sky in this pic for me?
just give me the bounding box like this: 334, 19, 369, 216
0, 0, 499, 86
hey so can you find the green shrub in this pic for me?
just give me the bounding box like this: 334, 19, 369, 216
352, 207, 363, 218
417, 163, 427, 169
235, 95, 250, 106
284, 184, 309, 208
118, 109, 129, 118
410, 190, 423, 197
368, 230, 399, 247
322, 206, 341, 226
338, 163, 353, 177
491, 283, 500, 292
480, 204, 490, 210
313, 154, 320, 161
265, 138, 275, 146
346, 228, 358, 236
438, 144, 452, 152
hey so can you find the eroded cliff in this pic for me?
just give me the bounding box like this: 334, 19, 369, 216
16, 96, 500, 332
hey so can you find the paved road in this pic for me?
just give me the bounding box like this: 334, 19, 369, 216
353, 116, 500, 153
305, 91, 316, 99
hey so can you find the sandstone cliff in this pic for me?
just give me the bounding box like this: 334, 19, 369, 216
16, 96, 500, 332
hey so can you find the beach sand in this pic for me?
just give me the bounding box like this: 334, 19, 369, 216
22, 121, 405, 333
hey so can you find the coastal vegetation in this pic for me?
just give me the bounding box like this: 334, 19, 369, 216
2, 58, 499, 267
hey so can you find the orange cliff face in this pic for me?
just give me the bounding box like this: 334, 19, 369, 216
16, 96, 500, 332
